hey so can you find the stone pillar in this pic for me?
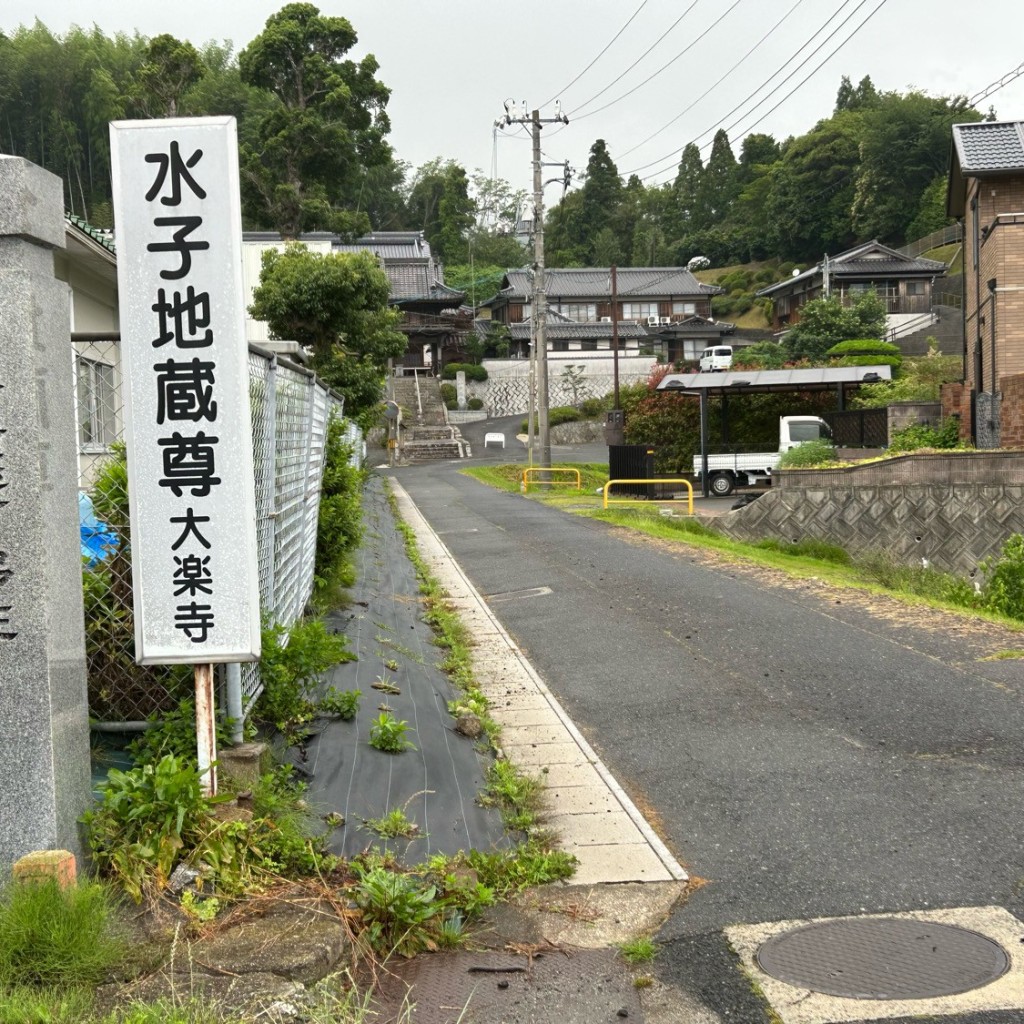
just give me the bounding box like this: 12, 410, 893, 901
0, 156, 92, 866
456, 370, 467, 411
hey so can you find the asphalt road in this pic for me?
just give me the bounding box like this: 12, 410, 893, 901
383, 433, 1024, 1021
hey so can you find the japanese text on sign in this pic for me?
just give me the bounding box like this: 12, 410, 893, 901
110, 117, 259, 664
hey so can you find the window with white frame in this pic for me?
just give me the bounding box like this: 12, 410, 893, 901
556, 302, 598, 322
672, 301, 696, 316
76, 356, 118, 449
622, 302, 659, 320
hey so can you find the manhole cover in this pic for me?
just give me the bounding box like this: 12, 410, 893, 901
756, 918, 1009, 1000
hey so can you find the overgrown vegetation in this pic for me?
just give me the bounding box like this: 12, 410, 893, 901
254, 617, 356, 740
313, 414, 365, 606
777, 438, 840, 469
887, 417, 965, 453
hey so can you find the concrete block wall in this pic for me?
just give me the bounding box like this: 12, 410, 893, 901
713, 451, 1024, 579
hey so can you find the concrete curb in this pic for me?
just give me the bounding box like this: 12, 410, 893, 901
389, 478, 687, 885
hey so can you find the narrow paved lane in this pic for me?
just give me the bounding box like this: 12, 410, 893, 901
388, 461, 1024, 948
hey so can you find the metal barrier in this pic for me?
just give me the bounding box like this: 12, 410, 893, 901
521, 467, 581, 492
74, 335, 357, 725
603, 478, 694, 515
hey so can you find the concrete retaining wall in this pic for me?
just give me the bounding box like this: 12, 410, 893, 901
713, 451, 1024, 578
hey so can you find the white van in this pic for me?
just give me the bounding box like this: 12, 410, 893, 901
699, 346, 733, 372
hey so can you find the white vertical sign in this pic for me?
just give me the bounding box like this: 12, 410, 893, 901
110, 116, 260, 664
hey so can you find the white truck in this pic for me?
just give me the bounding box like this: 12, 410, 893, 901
693, 415, 832, 496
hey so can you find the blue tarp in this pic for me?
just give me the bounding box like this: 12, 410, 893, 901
79, 491, 119, 566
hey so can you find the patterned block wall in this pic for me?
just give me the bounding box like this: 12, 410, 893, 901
712, 452, 1024, 579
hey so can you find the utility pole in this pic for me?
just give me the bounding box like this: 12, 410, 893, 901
496, 101, 568, 469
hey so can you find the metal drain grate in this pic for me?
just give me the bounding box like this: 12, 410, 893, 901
756, 917, 1009, 1000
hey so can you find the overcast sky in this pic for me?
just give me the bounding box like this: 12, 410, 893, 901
4, 0, 1024, 202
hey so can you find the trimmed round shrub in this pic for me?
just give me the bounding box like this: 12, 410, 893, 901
467, 397, 484, 410
442, 362, 488, 382
580, 397, 605, 417
439, 382, 457, 404
520, 406, 581, 433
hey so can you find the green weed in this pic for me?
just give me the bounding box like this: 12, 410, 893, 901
318, 686, 361, 720
362, 808, 421, 839
619, 936, 657, 963
369, 713, 415, 754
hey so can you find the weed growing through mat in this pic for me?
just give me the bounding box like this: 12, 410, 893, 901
369, 712, 415, 753
362, 807, 421, 839
318, 686, 361, 720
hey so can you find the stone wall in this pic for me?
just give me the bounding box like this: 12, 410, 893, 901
477, 356, 656, 417
712, 451, 1024, 578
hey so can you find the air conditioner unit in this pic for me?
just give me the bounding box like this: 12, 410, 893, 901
646, 316, 659, 326
599, 316, 612, 323
659, 316, 671, 325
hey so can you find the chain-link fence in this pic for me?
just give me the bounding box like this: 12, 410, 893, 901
74, 336, 355, 724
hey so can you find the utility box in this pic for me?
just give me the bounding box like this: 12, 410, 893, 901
608, 444, 655, 497
604, 409, 625, 446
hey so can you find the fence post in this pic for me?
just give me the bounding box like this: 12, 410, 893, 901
265, 355, 278, 614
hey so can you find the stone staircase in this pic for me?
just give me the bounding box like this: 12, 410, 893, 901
390, 374, 470, 462
893, 305, 964, 356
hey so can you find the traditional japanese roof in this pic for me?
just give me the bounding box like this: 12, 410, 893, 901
948, 120, 1024, 216
381, 257, 465, 303
508, 321, 647, 340
66, 214, 116, 255
756, 241, 946, 298
334, 231, 434, 261
485, 267, 721, 305
663, 314, 736, 333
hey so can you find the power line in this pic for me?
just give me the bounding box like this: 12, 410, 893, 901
968, 60, 1024, 107
627, 0, 890, 184
574, 0, 747, 123
622, 0, 862, 176
617, 0, 809, 160
541, 0, 651, 109
564, 0, 703, 119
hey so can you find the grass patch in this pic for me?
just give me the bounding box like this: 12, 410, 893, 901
980, 649, 1024, 661
0, 879, 126, 989
619, 936, 658, 963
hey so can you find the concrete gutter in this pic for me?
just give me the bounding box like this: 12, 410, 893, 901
390, 479, 687, 886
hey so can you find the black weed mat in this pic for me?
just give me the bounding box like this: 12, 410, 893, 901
303, 474, 509, 862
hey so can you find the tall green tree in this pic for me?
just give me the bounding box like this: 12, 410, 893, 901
695, 129, 739, 230
404, 158, 476, 264
764, 111, 864, 262
578, 138, 623, 262
134, 34, 205, 117
248, 244, 406, 424
665, 142, 703, 242
238, 3, 392, 238
834, 74, 880, 113
851, 90, 979, 243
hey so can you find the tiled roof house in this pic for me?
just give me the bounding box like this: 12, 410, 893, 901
946, 119, 1024, 445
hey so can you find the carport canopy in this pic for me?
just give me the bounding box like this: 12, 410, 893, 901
656, 365, 892, 398
655, 365, 893, 496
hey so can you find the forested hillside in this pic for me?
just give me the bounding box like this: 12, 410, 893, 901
0, 7, 985, 273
